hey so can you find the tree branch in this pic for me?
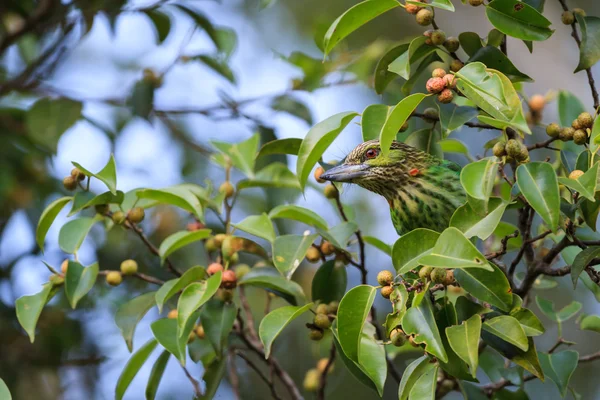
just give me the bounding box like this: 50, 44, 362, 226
316, 343, 336, 400
235, 350, 283, 400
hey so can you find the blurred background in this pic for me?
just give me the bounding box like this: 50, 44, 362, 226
1, 0, 600, 399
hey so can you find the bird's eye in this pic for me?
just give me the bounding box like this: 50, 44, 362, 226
365, 149, 378, 159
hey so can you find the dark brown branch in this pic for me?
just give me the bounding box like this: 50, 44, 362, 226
126, 220, 182, 277
181, 365, 202, 398
239, 286, 259, 341
97, 270, 165, 285
228, 349, 241, 400
485, 230, 519, 260
557, 0, 599, 109
235, 351, 282, 400
579, 350, 600, 363
526, 138, 559, 151
316, 343, 336, 400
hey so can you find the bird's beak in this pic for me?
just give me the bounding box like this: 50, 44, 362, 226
320, 164, 369, 182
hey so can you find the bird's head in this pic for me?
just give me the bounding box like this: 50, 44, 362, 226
320, 140, 429, 198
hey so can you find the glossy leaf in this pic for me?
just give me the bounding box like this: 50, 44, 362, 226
155, 266, 207, 313
296, 112, 358, 191
388, 36, 428, 80
36, 196, 71, 253
571, 246, 600, 288
398, 355, 434, 400
199, 358, 226, 399
516, 162, 560, 230
16, 283, 53, 343
312, 260, 348, 304
115, 291, 157, 352
446, 314, 481, 378
137, 186, 204, 221
211, 134, 259, 178
26, 97, 82, 152
72, 155, 117, 194
392, 228, 439, 273
451, 198, 508, 240
483, 315, 528, 351
58, 216, 100, 254
402, 296, 448, 362
158, 229, 211, 264
380, 93, 428, 155
320, 221, 358, 249
237, 163, 301, 191
419, 227, 493, 270
459, 32, 483, 57
590, 114, 600, 156
539, 351, 578, 397
374, 44, 409, 94
510, 304, 545, 336
232, 213, 276, 243
355, 328, 387, 395
268, 204, 328, 230
145, 350, 170, 400
362, 236, 391, 256
332, 331, 378, 392
259, 303, 313, 358
151, 314, 198, 364
575, 16, 600, 72
115, 339, 158, 400
239, 268, 305, 305
322, 0, 400, 56
257, 138, 302, 159
337, 285, 376, 362
536, 297, 582, 323
454, 263, 513, 311
0, 378, 10, 400
361, 104, 389, 142
409, 362, 438, 400
460, 158, 496, 208
558, 162, 599, 202
407, 0, 454, 11
558, 90, 586, 127
483, 334, 544, 379
201, 300, 237, 356
485, 0, 553, 41
177, 271, 222, 335
437, 103, 478, 137
64, 261, 98, 309
580, 314, 600, 333
273, 234, 318, 279
468, 46, 532, 82
68, 190, 124, 216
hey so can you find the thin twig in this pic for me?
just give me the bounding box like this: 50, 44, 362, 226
317, 343, 337, 400
236, 351, 283, 400
126, 220, 182, 276
97, 270, 164, 285
181, 365, 202, 398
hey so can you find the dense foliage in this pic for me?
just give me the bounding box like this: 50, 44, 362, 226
3, 0, 600, 399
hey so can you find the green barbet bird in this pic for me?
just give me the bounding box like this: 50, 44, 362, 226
320, 140, 466, 235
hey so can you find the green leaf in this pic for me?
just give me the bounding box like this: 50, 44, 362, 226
418, 227, 493, 270
590, 115, 600, 157
510, 302, 545, 336
409, 362, 438, 400
388, 36, 428, 80
312, 260, 348, 304
456, 296, 490, 324
0, 378, 11, 400
72, 154, 117, 194
575, 16, 600, 72
374, 44, 409, 94
26, 97, 82, 152
151, 313, 199, 364
404, 128, 441, 159
446, 315, 482, 378
558, 90, 586, 127
571, 246, 600, 289
268, 204, 328, 230
237, 163, 301, 191
16, 283, 53, 343
296, 112, 358, 190
201, 300, 237, 356
392, 228, 439, 273
259, 303, 313, 358
239, 267, 305, 305
158, 229, 211, 264
64, 261, 98, 309
516, 162, 560, 230
539, 351, 578, 397
361, 104, 389, 142
459, 32, 484, 57
483, 315, 528, 351
273, 234, 318, 279
362, 236, 391, 256
398, 355, 434, 400
36, 196, 71, 253
257, 138, 302, 159
455, 62, 530, 133
129, 79, 154, 119
337, 285, 376, 362
460, 158, 497, 208
177, 272, 222, 336
358, 331, 387, 396
558, 162, 599, 201
146, 351, 170, 400
144, 9, 171, 43
437, 103, 478, 137
485, 0, 553, 41
402, 296, 448, 362
232, 213, 276, 243
137, 186, 204, 221
468, 46, 532, 82
407, 0, 454, 11
320, 222, 358, 249
580, 314, 600, 333
439, 139, 471, 158
68, 190, 124, 216
536, 297, 582, 323
199, 358, 226, 400
322, 0, 400, 56
380, 93, 428, 155
211, 134, 260, 178
195, 55, 235, 83
58, 216, 100, 254
155, 266, 207, 313
482, 334, 544, 380
332, 331, 378, 392
271, 95, 313, 125
115, 339, 158, 400
454, 263, 513, 311
451, 198, 508, 240
115, 291, 157, 352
